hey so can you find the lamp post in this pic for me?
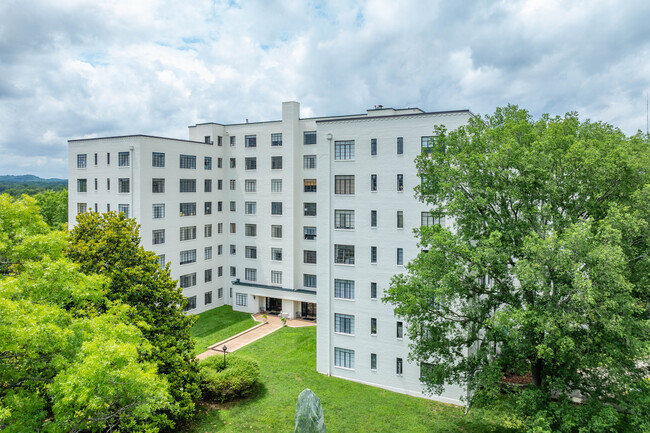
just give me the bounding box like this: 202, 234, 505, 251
222, 345, 227, 367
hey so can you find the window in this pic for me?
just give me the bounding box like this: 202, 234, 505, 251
245, 224, 257, 237
217, 266, 223, 276
180, 249, 196, 265
152, 152, 165, 167
371, 210, 377, 228
77, 179, 87, 192
334, 245, 355, 265
397, 321, 403, 338
271, 133, 282, 146
230, 158, 236, 168
304, 131, 316, 145
304, 179, 317, 192
230, 136, 236, 146
271, 225, 282, 238
230, 201, 236, 212
230, 223, 236, 233
334, 279, 354, 299
271, 179, 282, 192
334, 175, 355, 194
118, 152, 130, 167
371, 318, 377, 335
77, 154, 87, 168
245, 246, 257, 259
184, 296, 196, 311
397, 137, 403, 155
94, 178, 98, 190
157, 255, 166, 267
152, 229, 165, 245
230, 267, 236, 277
371, 138, 377, 156
106, 153, 110, 165
397, 211, 404, 228
304, 203, 317, 216
236, 293, 247, 306
271, 202, 282, 215
304, 226, 316, 240
245, 157, 257, 170
397, 174, 404, 191
152, 178, 165, 193
205, 246, 212, 260
217, 136, 223, 146
271, 248, 282, 261
180, 202, 196, 217
217, 202, 222, 212
180, 226, 196, 241
303, 155, 316, 168
245, 179, 256, 192
204, 135, 211, 144
218, 287, 223, 298
218, 158, 223, 168
230, 179, 236, 190
106, 204, 110, 212
370, 174, 377, 191
107, 178, 110, 190
335, 313, 355, 334
94, 153, 98, 165
421, 211, 445, 227
304, 274, 317, 288
180, 179, 196, 192
371, 353, 377, 370
205, 291, 213, 305
117, 177, 131, 193
152, 204, 165, 219
230, 244, 236, 255
205, 179, 212, 192
245, 202, 256, 215
271, 156, 282, 169
245, 268, 257, 281
334, 348, 354, 369
334, 210, 354, 229
204, 224, 212, 237
77, 203, 87, 214
371, 246, 377, 264
421, 136, 442, 154
217, 246, 223, 255
245, 135, 257, 148
420, 363, 435, 379
304, 250, 317, 264
271, 270, 282, 284
371, 282, 377, 299
180, 154, 196, 169
205, 156, 212, 170
335, 140, 355, 160
396, 358, 403, 375
218, 223, 223, 234
118, 204, 130, 218
397, 248, 404, 265
204, 202, 212, 215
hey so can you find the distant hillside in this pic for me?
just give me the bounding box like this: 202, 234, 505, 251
0, 174, 67, 196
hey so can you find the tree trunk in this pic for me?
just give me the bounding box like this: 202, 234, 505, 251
531, 358, 544, 388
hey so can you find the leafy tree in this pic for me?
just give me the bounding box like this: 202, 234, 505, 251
34, 189, 68, 228
384, 106, 650, 431
67, 211, 201, 428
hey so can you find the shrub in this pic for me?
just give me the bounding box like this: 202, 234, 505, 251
199, 355, 260, 403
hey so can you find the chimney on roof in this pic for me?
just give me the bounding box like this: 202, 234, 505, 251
374, 104, 383, 109
246, 118, 248, 123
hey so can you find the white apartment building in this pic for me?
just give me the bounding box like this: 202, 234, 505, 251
68, 101, 472, 405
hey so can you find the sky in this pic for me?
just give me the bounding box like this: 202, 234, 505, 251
1, 0, 650, 179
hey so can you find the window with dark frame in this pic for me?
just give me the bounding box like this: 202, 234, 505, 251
335, 175, 355, 194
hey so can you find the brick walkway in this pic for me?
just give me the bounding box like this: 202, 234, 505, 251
196, 313, 316, 360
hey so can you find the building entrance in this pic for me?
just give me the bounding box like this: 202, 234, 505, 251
301, 302, 317, 320
266, 297, 282, 314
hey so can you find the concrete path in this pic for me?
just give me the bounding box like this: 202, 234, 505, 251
196, 313, 316, 360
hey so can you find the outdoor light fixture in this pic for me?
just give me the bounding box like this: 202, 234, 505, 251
222, 345, 227, 367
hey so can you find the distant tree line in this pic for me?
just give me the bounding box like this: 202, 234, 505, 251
0, 175, 67, 197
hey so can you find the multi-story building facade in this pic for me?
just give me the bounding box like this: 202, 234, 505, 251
68, 101, 472, 405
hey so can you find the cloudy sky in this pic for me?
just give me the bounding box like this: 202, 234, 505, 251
1, 0, 649, 178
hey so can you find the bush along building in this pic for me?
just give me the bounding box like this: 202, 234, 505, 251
68, 101, 472, 404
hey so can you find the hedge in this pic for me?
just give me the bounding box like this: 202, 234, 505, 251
199, 354, 260, 403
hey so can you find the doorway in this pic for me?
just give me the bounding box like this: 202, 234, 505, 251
301, 302, 317, 320
266, 297, 282, 314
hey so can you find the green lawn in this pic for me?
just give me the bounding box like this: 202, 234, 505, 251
183, 327, 505, 432
191, 305, 257, 354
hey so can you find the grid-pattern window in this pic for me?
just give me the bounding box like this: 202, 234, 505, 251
396, 358, 403, 375
180, 202, 196, 216
271, 156, 282, 169
230, 201, 236, 212
421, 136, 442, 154
271, 179, 282, 192
303, 250, 317, 264
217, 266, 223, 276
271, 225, 282, 238
334, 175, 355, 194
180, 273, 196, 288
236, 293, 247, 306
230, 267, 236, 277
371, 318, 377, 335
230, 223, 236, 233
180, 154, 196, 169
118, 178, 130, 193
303, 155, 316, 168
218, 158, 223, 168
180, 179, 196, 192
218, 179, 223, 190
397, 137, 404, 155
77, 179, 87, 192
179, 226, 196, 241
152, 152, 165, 167
218, 245, 223, 255
230, 136, 236, 146
94, 178, 98, 190
218, 288, 223, 298
334, 245, 355, 265
271, 270, 282, 284
371, 353, 377, 370
304, 203, 317, 216
204, 224, 212, 237
271, 133, 282, 146
230, 158, 236, 168
245, 246, 257, 259
421, 211, 445, 227
304, 274, 317, 288
230, 179, 236, 190
245, 202, 256, 215
245, 268, 257, 281
180, 249, 196, 265
420, 363, 435, 379
370, 174, 377, 191
107, 178, 110, 190
271, 248, 282, 261
245, 224, 257, 237
371, 246, 377, 264
245, 179, 256, 192
245, 157, 257, 170
205, 291, 213, 304
205, 246, 212, 260
271, 202, 282, 215
218, 223, 223, 233
335, 140, 355, 160
77, 203, 87, 214
334, 348, 354, 369
118, 204, 130, 218
157, 255, 166, 267
304, 131, 316, 145
334, 279, 355, 299
152, 204, 165, 219
245, 135, 257, 148
304, 179, 317, 192
183, 296, 196, 311
371, 282, 377, 299
217, 202, 222, 212
230, 244, 236, 255
204, 202, 212, 215
106, 153, 110, 165
152, 178, 165, 193
397, 211, 404, 228
304, 226, 316, 240
397, 248, 404, 265
205, 156, 212, 170
94, 153, 98, 165
371, 210, 377, 227
152, 229, 165, 245
118, 152, 130, 167
397, 174, 404, 191
334, 210, 354, 229
371, 138, 377, 155
335, 313, 355, 334
77, 154, 87, 168
204, 179, 212, 192
397, 321, 403, 338
205, 136, 211, 144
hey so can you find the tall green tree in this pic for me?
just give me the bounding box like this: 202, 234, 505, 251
384, 106, 650, 431
34, 189, 68, 229
67, 211, 201, 428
